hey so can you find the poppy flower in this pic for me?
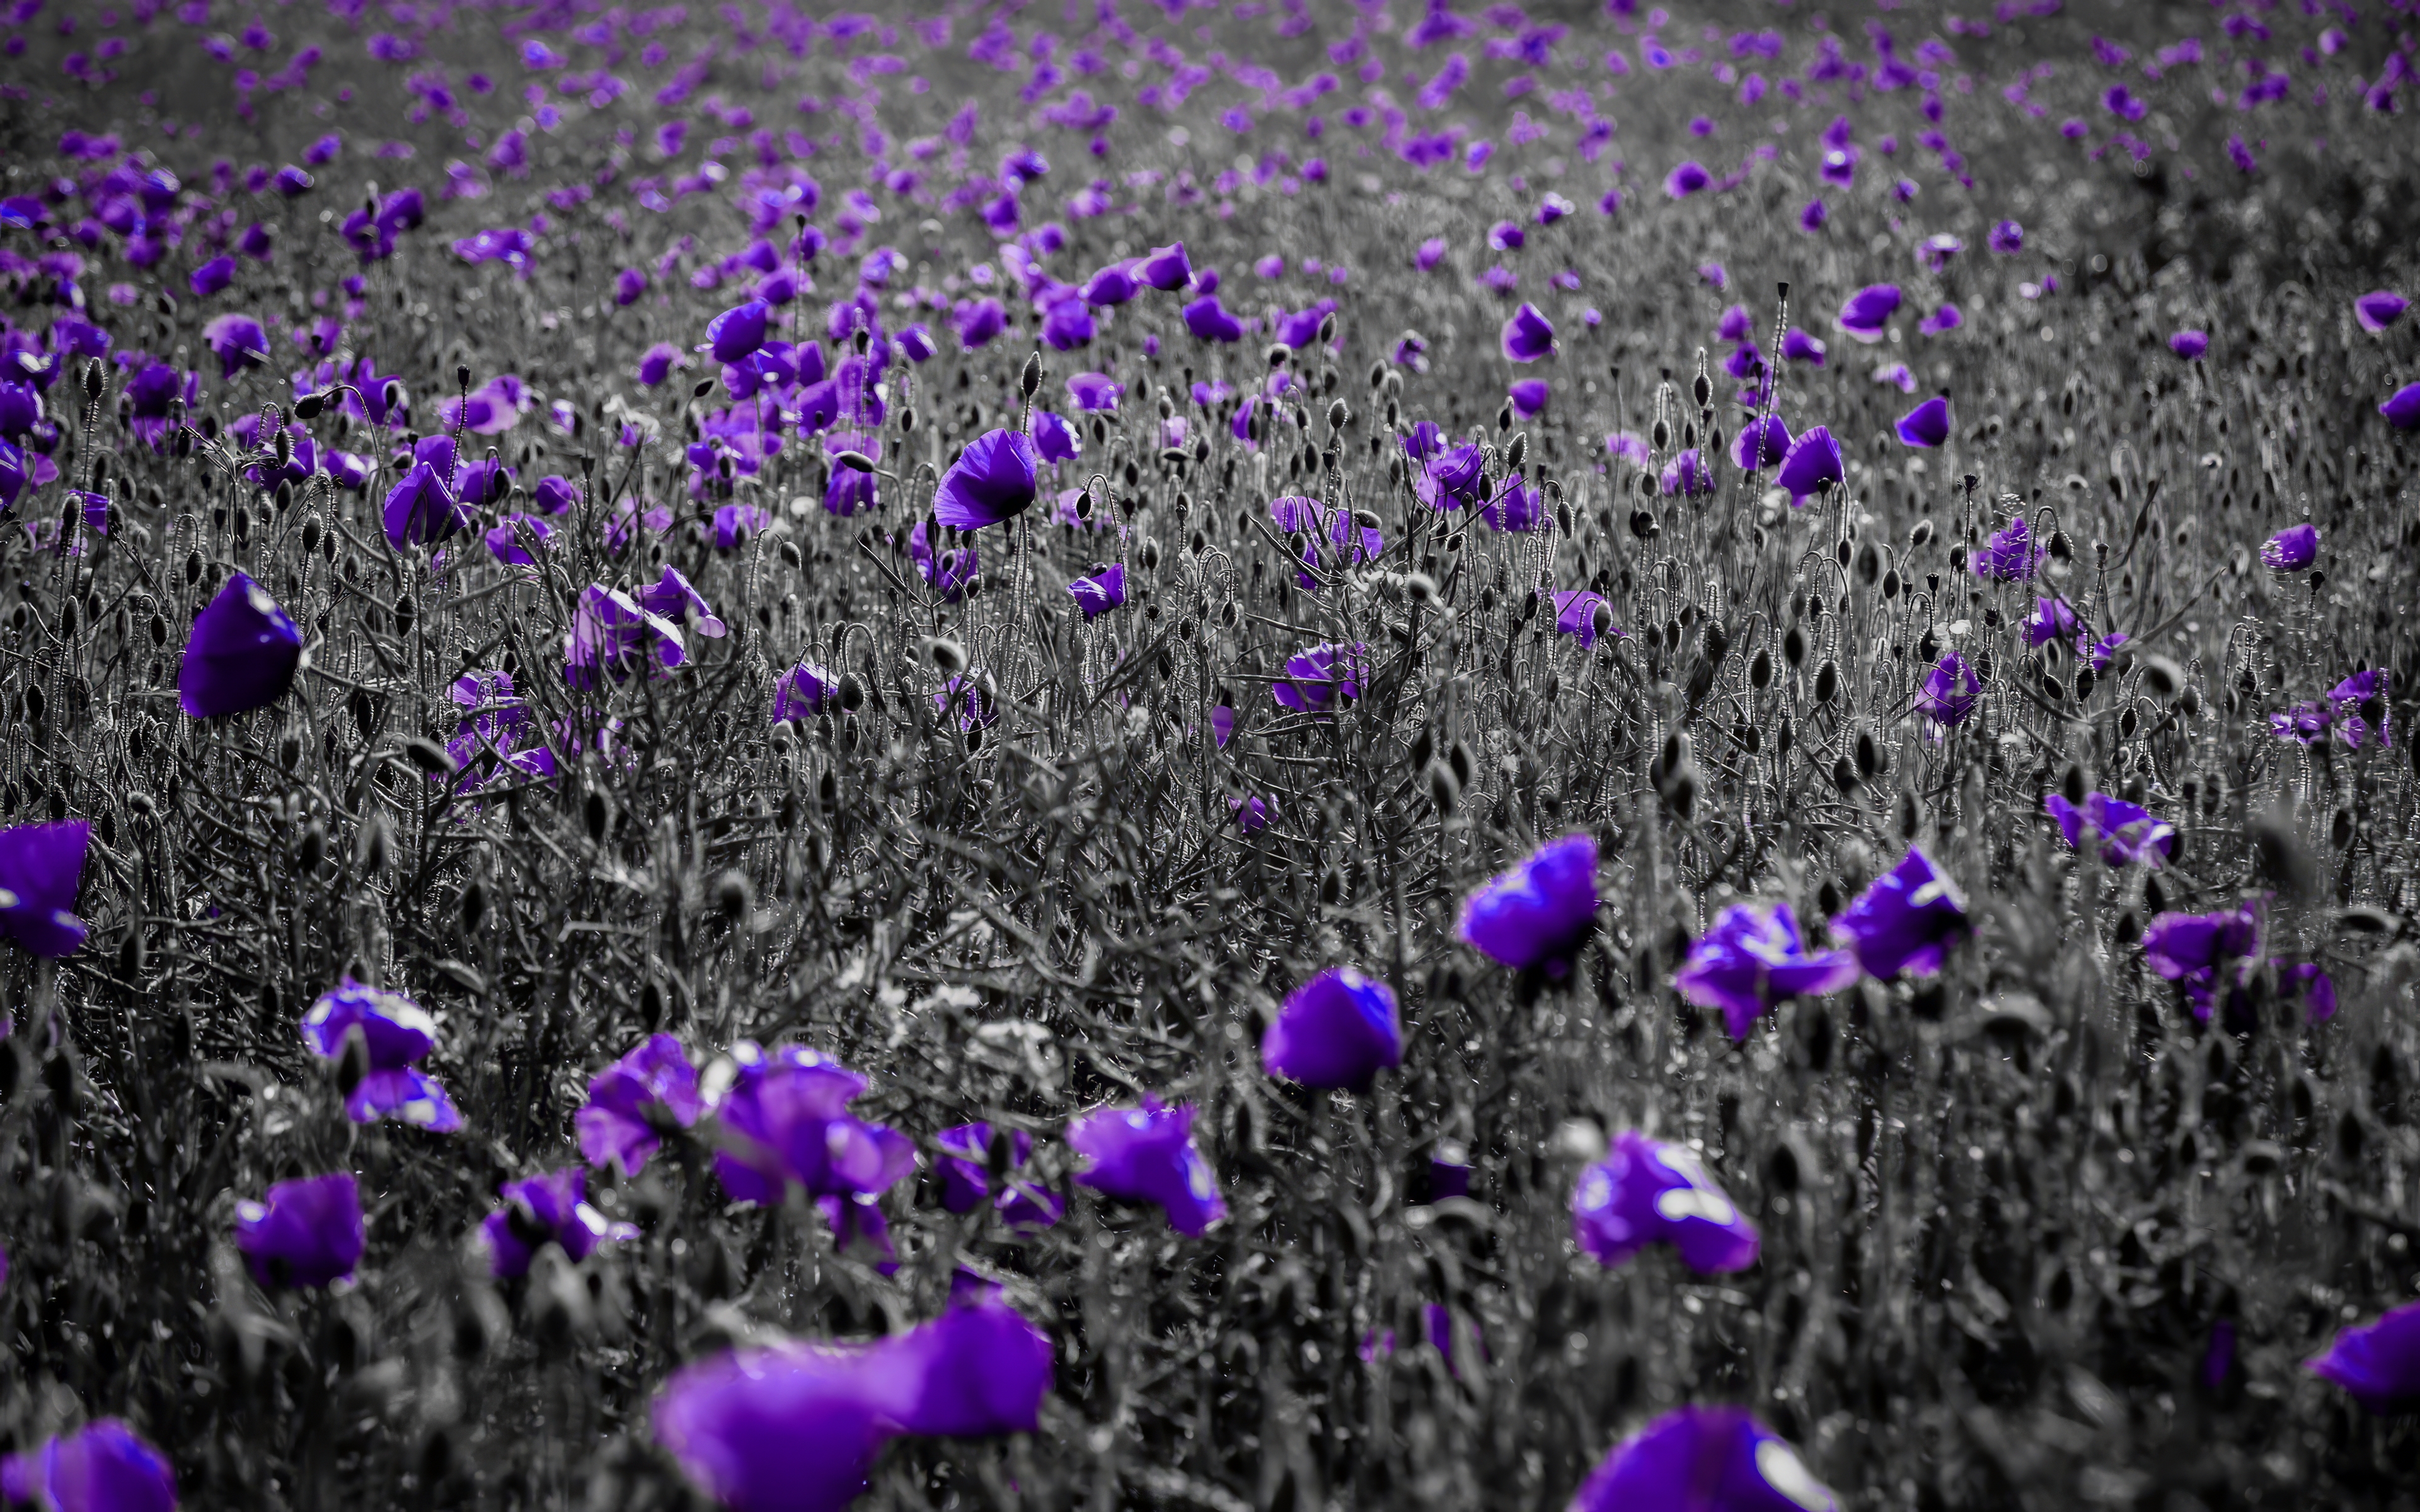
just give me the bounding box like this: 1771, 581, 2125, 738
2260, 522, 2318, 571
707, 299, 770, 364
2381, 382, 2420, 430
2310, 1300, 2420, 1413
235, 1171, 366, 1289
935, 429, 1038, 529
2045, 792, 2176, 868
636, 566, 727, 640
1988, 219, 2025, 255
564, 585, 688, 688
1457, 833, 1599, 976
2328, 668, 2392, 750
2354, 290, 2409, 334
933, 1124, 1059, 1230
1661, 449, 1713, 496
1774, 425, 1844, 501
0, 1421, 178, 1512
1182, 294, 1243, 342
1732, 414, 1790, 469
300, 977, 463, 1132
1553, 590, 1617, 647
1797, 198, 1828, 233
1500, 302, 1554, 362
1573, 1131, 1760, 1273
1780, 329, 1826, 366
1262, 967, 1403, 1092
1913, 651, 1981, 730
1066, 372, 1122, 410
576, 1034, 705, 1176
1068, 563, 1126, 621
2024, 597, 2080, 646
2143, 906, 2260, 1018
1675, 902, 1860, 1040
480, 1167, 637, 1279
709, 1042, 918, 1208
1570, 1406, 1836, 1512
382, 462, 471, 552
1079, 261, 1138, 306
956, 298, 1006, 350
1132, 242, 1192, 290
1273, 641, 1368, 713
1032, 410, 1080, 464
1230, 794, 1272, 832
1417, 444, 1487, 509
202, 313, 270, 377
179, 573, 303, 719
897, 325, 937, 363
1918, 304, 1962, 336
1835, 284, 1901, 343
190, 255, 237, 297
1041, 298, 1095, 351
0, 821, 90, 959
772, 662, 839, 724
1067, 1100, 1226, 1235
909, 522, 978, 602
1415, 237, 1449, 272
1915, 232, 1963, 272
1270, 495, 1381, 589
1832, 847, 1969, 978
1664, 161, 1711, 197
2169, 329, 2209, 360
1480, 479, 1545, 532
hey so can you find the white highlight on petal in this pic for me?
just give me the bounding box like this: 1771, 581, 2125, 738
1756, 1438, 1834, 1512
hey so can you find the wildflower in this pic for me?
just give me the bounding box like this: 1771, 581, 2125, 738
190, 255, 237, 297
1988, 219, 2024, 254
1032, 410, 1081, 463
480, 1167, 637, 1279
1664, 161, 1711, 197
1915, 232, 1963, 272
1920, 303, 1963, 336
2169, 329, 2209, 360
2310, 1300, 2420, 1414
1675, 902, 1860, 1040
1971, 517, 2041, 581
956, 298, 1006, 350
706, 300, 771, 363
2328, 668, 2392, 750
1068, 1099, 1225, 1235
2143, 907, 2260, 1017
202, 312, 269, 376
2354, 290, 2409, 334
1132, 241, 1192, 289
934, 430, 1039, 529
1661, 449, 1713, 496
1182, 294, 1243, 341
2381, 383, 2420, 430
0, 821, 90, 959
301, 977, 463, 1132
235, 1171, 366, 1288
2269, 702, 2329, 745
576, 1034, 705, 1174
708, 1042, 918, 1210
1780, 329, 1827, 366
1797, 198, 1828, 232
1732, 415, 1791, 469
179, 573, 304, 719
909, 522, 978, 602
773, 662, 840, 723
1417, 444, 1487, 508
2044, 793, 2177, 868
2260, 523, 2317, 571
1836, 284, 1901, 343
1262, 967, 1403, 1092
0, 1422, 178, 1512
934, 1124, 1061, 1230
1894, 395, 1950, 447
636, 567, 727, 641
383, 462, 471, 551
1068, 563, 1126, 621
564, 586, 688, 689
1273, 641, 1368, 712
1480, 479, 1545, 532
1833, 847, 1969, 978
1572, 1131, 1760, 1273
1456, 833, 1599, 976
1775, 425, 1844, 501
1230, 794, 1272, 832
1508, 378, 1550, 418
1571, 1407, 1837, 1512
1913, 652, 1981, 730
1066, 372, 1122, 410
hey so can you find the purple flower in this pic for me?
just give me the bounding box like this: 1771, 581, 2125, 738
564, 586, 688, 689
1675, 902, 1860, 1041
1988, 219, 2025, 255
2169, 329, 2209, 360
955, 298, 1006, 350
2270, 701, 2332, 745
2310, 1300, 2420, 1414
709, 1042, 917, 1208
1835, 284, 1901, 343
299, 976, 462, 1133
1414, 236, 1449, 272
773, 662, 840, 724
178, 572, 302, 719
1230, 794, 1272, 832
1781, 329, 1827, 366
706, 299, 770, 364
0, 1422, 177, 1512
189, 254, 236, 297
1833, 847, 1969, 978
1920, 303, 1964, 336
1553, 590, 1618, 648
1971, 516, 2041, 581
1417, 444, 1487, 509
235, 1172, 365, 1289
635, 566, 727, 641
1068, 563, 1126, 621
1663, 160, 1711, 197
1915, 232, 1964, 272
1572, 1406, 1836, 1512
2354, 290, 2409, 334
480, 1167, 636, 1279
1132, 241, 1192, 290
1573, 1131, 1760, 1274
1273, 641, 1368, 714
934, 430, 1038, 530
1892, 395, 1951, 449
897, 325, 936, 363
1775, 425, 1844, 501
2143, 907, 2259, 1018
1731, 415, 1790, 469
577, 1034, 704, 1175
2260, 522, 2318, 571
2381, 382, 2420, 430
1913, 651, 1981, 730
1032, 410, 1081, 464
1079, 261, 1139, 306
2025, 597, 2080, 648
0, 821, 89, 960
1262, 967, 1403, 1092
1456, 833, 1599, 976
1480, 479, 1545, 532
484, 513, 555, 566
202, 312, 269, 376
933, 1124, 1059, 1230
1182, 294, 1244, 342
1657, 449, 1713, 496
1068, 1100, 1226, 1235
1270, 495, 1381, 589
383, 462, 473, 552
2329, 668, 2392, 751
1066, 372, 1122, 410
1507, 376, 1548, 420
1797, 198, 1828, 233
2044, 793, 2176, 868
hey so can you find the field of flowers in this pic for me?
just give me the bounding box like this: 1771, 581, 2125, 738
0, 0, 2416, 1507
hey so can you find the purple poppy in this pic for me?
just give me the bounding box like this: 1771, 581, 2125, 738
482, 514, 553, 566
190, 255, 237, 297
2045, 793, 2176, 868
710, 1042, 918, 1208
707, 299, 770, 364
635, 566, 727, 641
1664, 161, 1712, 197
202, 312, 269, 377
1417, 444, 1487, 509
1132, 241, 1192, 290
383, 462, 472, 552
0, 440, 27, 513
178, 573, 302, 719
2380, 383, 2420, 430
1080, 261, 1139, 307
576, 1035, 704, 1176
1731, 415, 1790, 469
2311, 1300, 2420, 1413
1780, 329, 1827, 366
1774, 425, 1844, 501
1068, 563, 1126, 621
1835, 284, 1901, 343
637, 342, 685, 387
1182, 295, 1244, 342
1507, 379, 1550, 419
1272, 641, 1368, 714
235, 1171, 365, 1289
0, 380, 41, 440
1988, 220, 2025, 255
1915, 233, 1964, 273
1913, 651, 1981, 730
2143, 907, 2260, 1018
1832, 847, 1969, 979
1500, 302, 1555, 362
1553, 590, 1618, 648
1270, 495, 1381, 588
1797, 198, 1828, 233
956, 298, 1006, 350
1480, 479, 1545, 532
480, 1166, 637, 1279
1067, 372, 1122, 411
1971, 517, 2041, 581
1067, 1100, 1226, 1236
1661, 449, 1714, 497
1896, 396, 1951, 448
934, 1123, 1051, 1225
2083, 633, 2129, 673
1456, 833, 1599, 976
2260, 522, 2318, 571
1229, 794, 1272, 833
2169, 329, 2209, 360
1032, 410, 1080, 464
299, 977, 462, 1133
564, 586, 688, 689
935, 430, 1038, 530
773, 662, 839, 724
1262, 967, 1403, 1092
909, 522, 978, 602
2270, 701, 2332, 745
1571, 1406, 1836, 1512
2329, 668, 2392, 751
712, 502, 773, 553
2025, 597, 2080, 648
2354, 290, 2409, 335
0, 1421, 177, 1512
0, 821, 90, 959
1675, 902, 1860, 1041
1573, 1131, 1761, 1274
1920, 303, 1963, 336
1040, 298, 1095, 351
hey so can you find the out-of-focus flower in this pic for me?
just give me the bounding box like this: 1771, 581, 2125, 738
1570, 1406, 1836, 1512
1988, 219, 2024, 255
235, 1171, 365, 1289
1456, 833, 1599, 976
2310, 1300, 2420, 1414
564, 585, 688, 689
1262, 966, 1402, 1092
1182, 294, 1244, 341
202, 312, 269, 377
1894, 395, 1950, 447
576, 1034, 703, 1175
1836, 284, 1900, 342
2143, 906, 2259, 1017
1781, 329, 1827, 366
708, 1042, 918, 1209
1573, 1131, 1760, 1273
2380, 382, 2420, 430
1068, 1100, 1225, 1235
707, 299, 770, 363
934, 1123, 1060, 1230
2260, 523, 2318, 571
179, 573, 303, 719
934, 430, 1038, 529
1915, 232, 1963, 272
1913, 651, 1981, 730
1132, 241, 1191, 290
299, 977, 462, 1132
1273, 641, 1368, 714
0, 821, 90, 959
1971, 516, 2041, 581
1553, 590, 1618, 648
1068, 563, 1126, 621
2329, 668, 2392, 751
0, 1421, 178, 1512
480, 1166, 636, 1278
2169, 329, 2209, 360
2354, 290, 2409, 335
1067, 372, 1122, 410
1660, 449, 1713, 497
1664, 160, 1711, 197
1675, 902, 1860, 1040
1833, 848, 1969, 978
2044, 793, 2176, 868
1509, 378, 1550, 418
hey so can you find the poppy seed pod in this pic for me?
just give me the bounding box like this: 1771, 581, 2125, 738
1020, 350, 1042, 398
